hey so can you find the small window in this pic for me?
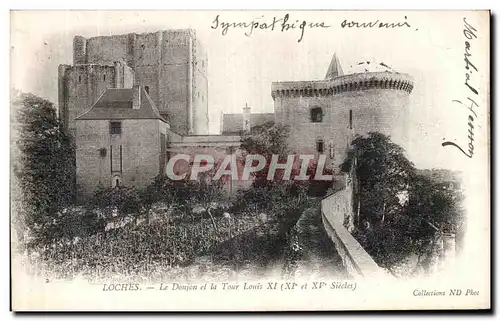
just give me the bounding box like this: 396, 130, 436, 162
103, 74, 106, 81
78, 75, 81, 83
311, 107, 323, 123
99, 148, 107, 157
349, 109, 353, 129
145, 86, 150, 95
141, 44, 145, 50
110, 122, 122, 135
316, 140, 324, 154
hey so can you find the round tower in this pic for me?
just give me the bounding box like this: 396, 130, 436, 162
271, 57, 414, 168
73, 36, 87, 65
330, 62, 414, 154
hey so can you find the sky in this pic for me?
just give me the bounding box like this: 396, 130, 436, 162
10, 10, 489, 170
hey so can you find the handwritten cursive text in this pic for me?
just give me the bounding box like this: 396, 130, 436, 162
211, 14, 330, 43
442, 17, 480, 159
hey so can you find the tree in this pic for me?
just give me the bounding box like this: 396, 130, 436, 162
403, 173, 465, 272
139, 175, 176, 224
88, 185, 143, 220
12, 92, 76, 246
341, 132, 415, 229
240, 123, 291, 186
342, 132, 464, 273
238, 123, 318, 249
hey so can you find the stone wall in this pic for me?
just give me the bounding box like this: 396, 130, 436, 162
273, 94, 349, 168
59, 64, 120, 136
321, 184, 393, 279
193, 35, 209, 135
272, 72, 413, 168
76, 119, 164, 201
68, 30, 209, 136
167, 134, 249, 193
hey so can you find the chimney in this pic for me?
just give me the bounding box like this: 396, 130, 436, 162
133, 85, 141, 110
114, 61, 123, 88
242, 103, 251, 133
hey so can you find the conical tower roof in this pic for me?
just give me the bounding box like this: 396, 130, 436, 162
325, 53, 344, 79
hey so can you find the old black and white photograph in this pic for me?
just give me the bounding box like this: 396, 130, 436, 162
9, 10, 490, 311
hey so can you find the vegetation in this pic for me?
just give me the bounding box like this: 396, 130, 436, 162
18, 92, 458, 281
341, 132, 464, 274
13, 92, 76, 247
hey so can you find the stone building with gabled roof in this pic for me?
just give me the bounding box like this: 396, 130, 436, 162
75, 85, 172, 200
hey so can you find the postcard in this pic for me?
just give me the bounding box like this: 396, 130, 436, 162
10, 10, 490, 311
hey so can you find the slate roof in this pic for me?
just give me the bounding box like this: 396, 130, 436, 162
221, 113, 275, 134
325, 53, 344, 79
76, 87, 167, 122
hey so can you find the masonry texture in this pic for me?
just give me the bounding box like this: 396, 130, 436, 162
65, 30, 414, 200
270, 56, 414, 169
75, 86, 173, 201
59, 29, 209, 137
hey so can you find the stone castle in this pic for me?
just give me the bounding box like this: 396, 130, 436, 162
59, 29, 209, 137
59, 29, 414, 200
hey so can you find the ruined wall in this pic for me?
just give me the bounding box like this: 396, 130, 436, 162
76, 119, 164, 201
85, 34, 130, 66
59, 64, 117, 136
73, 36, 87, 65
158, 30, 191, 134
113, 60, 134, 88
58, 64, 71, 129
193, 35, 209, 134
71, 30, 210, 135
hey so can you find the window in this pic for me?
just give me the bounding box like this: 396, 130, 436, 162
311, 107, 323, 123
103, 74, 106, 81
316, 140, 324, 154
145, 86, 150, 95
349, 109, 353, 129
110, 122, 122, 135
110, 145, 122, 172
99, 148, 107, 158
78, 75, 81, 83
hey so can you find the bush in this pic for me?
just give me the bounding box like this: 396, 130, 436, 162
13, 92, 76, 247
88, 185, 143, 218
230, 181, 312, 253
51, 208, 105, 241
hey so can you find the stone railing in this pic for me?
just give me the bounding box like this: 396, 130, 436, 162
321, 187, 394, 279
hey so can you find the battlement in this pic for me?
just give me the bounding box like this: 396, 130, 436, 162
271, 71, 414, 99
